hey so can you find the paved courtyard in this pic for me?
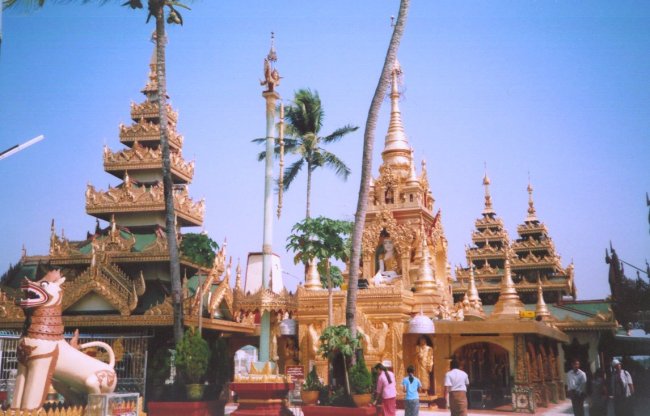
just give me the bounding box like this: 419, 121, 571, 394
226, 397, 650, 415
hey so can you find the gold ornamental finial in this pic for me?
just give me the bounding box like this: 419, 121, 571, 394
489, 251, 525, 320
381, 58, 411, 167
261, 32, 281, 93
407, 148, 418, 185
235, 258, 242, 292
414, 224, 436, 293
526, 175, 538, 222
482, 164, 495, 216
468, 264, 480, 304
535, 278, 551, 321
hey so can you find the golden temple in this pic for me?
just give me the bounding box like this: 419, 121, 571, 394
0, 45, 617, 414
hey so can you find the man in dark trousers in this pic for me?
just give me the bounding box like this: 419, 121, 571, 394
566, 358, 587, 416
610, 359, 634, 416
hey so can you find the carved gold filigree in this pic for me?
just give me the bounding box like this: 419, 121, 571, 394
104, 142, 194, 180
130, 101, 178, 124
118, 120, 183, 149
233, 286, 297, 315
63, 262, 138, 316
362, 209, 411, 258
145, 296, 173, 316
85, 182, 204, 224
0, 288, 25, 320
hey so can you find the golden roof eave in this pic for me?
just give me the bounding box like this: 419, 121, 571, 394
434, 319, 569, 342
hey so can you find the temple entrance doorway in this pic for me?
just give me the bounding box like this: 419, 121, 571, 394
453, 342, 510, 409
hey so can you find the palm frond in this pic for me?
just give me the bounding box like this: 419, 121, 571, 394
321, 150, 351, 180
283, 159, 304, 191
322, 124, 359, 144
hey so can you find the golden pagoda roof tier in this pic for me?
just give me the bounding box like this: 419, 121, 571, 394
471, 228, 509, 242
85, 183, 204, 227
516, 222, 548, 236
130, 101, 178, 125
467, 245, 508, 259
119, 121, 183, 150
511, 237, 556, 252
456, 266, 502, 281
452, 279, 571, 295
474, 215, 506, 229
103, 143, 194, 183
510, 253, 563, 270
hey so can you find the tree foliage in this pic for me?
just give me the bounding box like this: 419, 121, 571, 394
254, 89, 358, 218
286, 216, 352, 283
349, 351, 372, 394
175, 326, 211, 384
180, 233, 219, 267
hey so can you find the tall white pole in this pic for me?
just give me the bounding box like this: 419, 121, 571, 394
259, 33, 280, 363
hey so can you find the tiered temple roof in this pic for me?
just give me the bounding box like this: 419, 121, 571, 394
87, 56, 202, 229
454, 178, 575, 304
0, 47, 249, 335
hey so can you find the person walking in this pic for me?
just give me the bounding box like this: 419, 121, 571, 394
610, 359, 634, 416
566, 358, 587, 416
589, 368, 608, 416
402, 365, 422, 416
375, 362, 397, 416
444, 359, 469, 416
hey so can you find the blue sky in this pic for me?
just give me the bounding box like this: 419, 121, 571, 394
1, 1, 648, 300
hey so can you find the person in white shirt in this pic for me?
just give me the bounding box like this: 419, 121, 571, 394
566, 358, 587, 416
444, 359, 469, 416
610, 359, 634, 416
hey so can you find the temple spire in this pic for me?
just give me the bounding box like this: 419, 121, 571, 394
407, 147, 418, 185
381, 59, 411, 166
414, 224, 436, 293
490, 252, 525, 320
535, 278, 551, 321
234, 258, 242, 292
482, 166, 495, 216
526, 177, 538, 223
467, 263, 480, 304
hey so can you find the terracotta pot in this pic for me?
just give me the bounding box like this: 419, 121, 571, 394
301, 390, 320, 405
186, 383, 206, 401
351, 393, 372, 407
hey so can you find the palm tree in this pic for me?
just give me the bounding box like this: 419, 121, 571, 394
255, 89, 358, 218
285, 216, 352, 326
4, 0, 189, 343
345, 0, 410, 343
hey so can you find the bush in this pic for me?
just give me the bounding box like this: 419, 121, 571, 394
349, 353, 372, 394
180, 233, 219, 267
303, 366, 324, 391
175, 327, 211, 384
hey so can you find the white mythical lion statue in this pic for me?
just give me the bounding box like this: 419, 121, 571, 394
11, 270, 117, 411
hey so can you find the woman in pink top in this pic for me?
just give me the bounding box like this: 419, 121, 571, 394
375, 363, 397, 416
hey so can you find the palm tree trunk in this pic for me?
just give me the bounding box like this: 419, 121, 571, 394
306, 163, 312, 219
346, 0, 410, 346
154, 2, 184, 344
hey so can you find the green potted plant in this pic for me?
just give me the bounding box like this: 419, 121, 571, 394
149, 346, 172, 400
175, 326, 211, 400
349, 353, 372, 407
301, 366, 323, 406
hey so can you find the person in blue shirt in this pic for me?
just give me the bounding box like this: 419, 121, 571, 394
402, 365, 422, 416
